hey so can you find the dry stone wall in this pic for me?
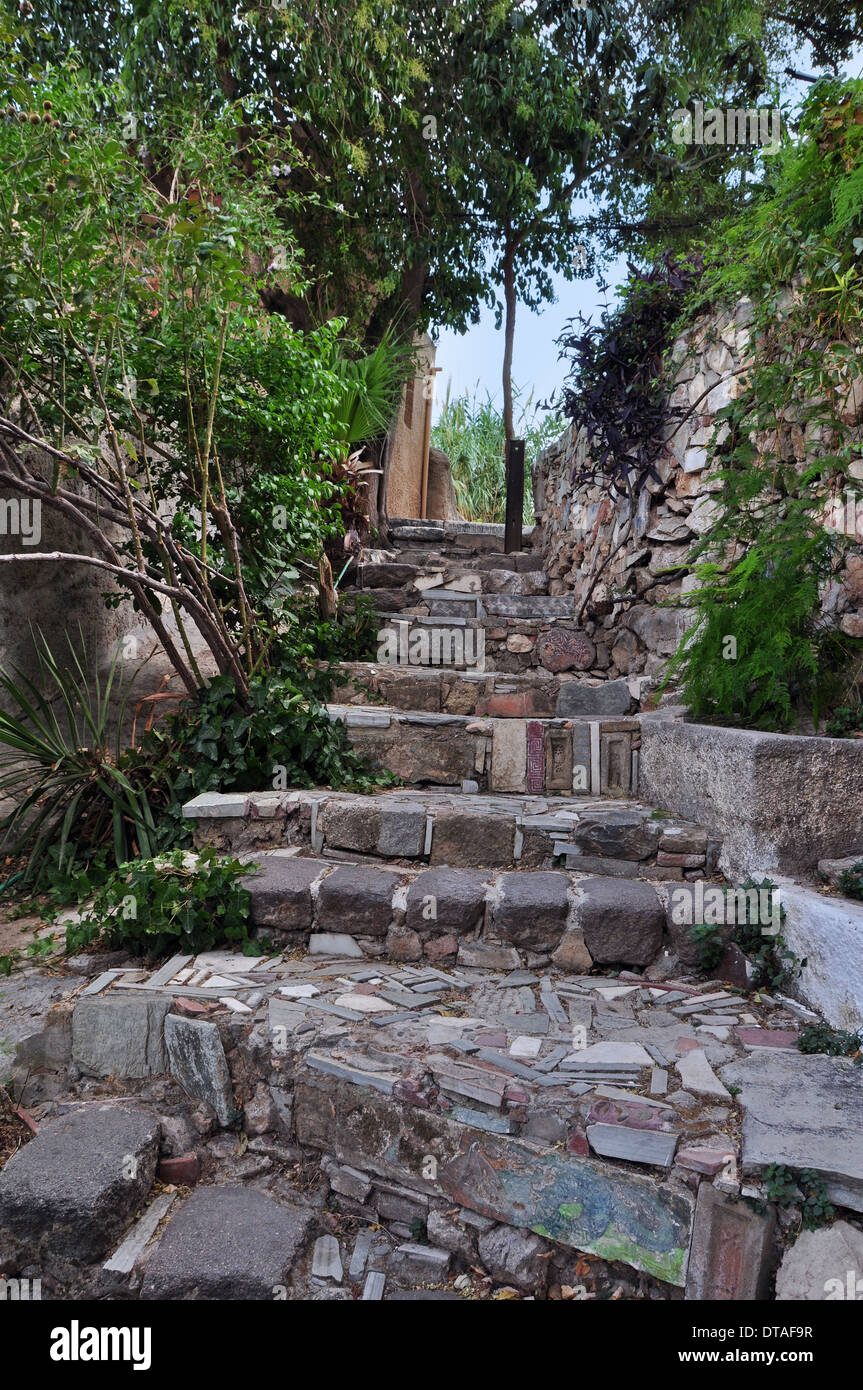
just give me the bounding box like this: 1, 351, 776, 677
533, 297, 863, 679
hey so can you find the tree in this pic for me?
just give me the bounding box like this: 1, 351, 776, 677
0, 54, 358, 703
13, 1, 862, 451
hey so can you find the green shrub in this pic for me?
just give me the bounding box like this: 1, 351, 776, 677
0, 633, 389, 906
795, 1022, 862, 1059
0, 632, 164, 883
688, 921, 725, 973
824, 705, 863, 738
838, 861, 863, 901
728, 878, 800, 990
762, 1164, 835, 1233
662, 80, 863, 731
66, 849, 255, 957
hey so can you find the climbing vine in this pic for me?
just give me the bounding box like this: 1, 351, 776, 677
556, 252, 702, 499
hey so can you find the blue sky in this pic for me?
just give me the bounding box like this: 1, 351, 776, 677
431, 251, 629, 424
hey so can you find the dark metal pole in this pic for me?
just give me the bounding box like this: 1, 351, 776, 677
504, 438, 525, 554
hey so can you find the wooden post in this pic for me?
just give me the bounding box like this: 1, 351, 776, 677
418, 367, 441, 518
504, 438, 525, 553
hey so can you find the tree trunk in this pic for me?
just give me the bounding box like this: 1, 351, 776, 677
502, 242, 517, 442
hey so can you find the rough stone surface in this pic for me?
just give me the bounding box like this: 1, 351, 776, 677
456, 942, 521, 970
556, 678, 632, 717
246, 855, 324, 930
294, 1077, 694, 1284
550, 929, 594, 973
491, 872, 569, 949
140, 1185, 314, 1299
319, 798, 381, 852
578, 878, 665, 966
778, 881, 863, 1030
377, 804, 427, 858
71, 996, 170, 1078
164, 1015, 236, 1127
309, 933, 364, 958
535, 630, 595, 673
315, 865, 402, 936
775, 1221, 863, 1301
0, 1104, 159, 1263
574, 811, 661, 861
426, 1208, 477, 1261
817, 853, 863, 888
638, 721, 863, 879
405, 868, 489, 935
430, 810, 516, 867
477, 1224, 549, 1292
722, 1051, 863, 1210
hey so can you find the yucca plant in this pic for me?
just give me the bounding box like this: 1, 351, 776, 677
0, 630, 159, 881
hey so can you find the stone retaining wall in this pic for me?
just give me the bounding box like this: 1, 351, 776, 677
638, 721, 863, 878
533, 298, 863, 677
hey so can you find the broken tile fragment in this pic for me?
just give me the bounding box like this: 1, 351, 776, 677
675, 1049, 731, 1100
586, 1123, 678, 1167
312, 1234, 343, 1282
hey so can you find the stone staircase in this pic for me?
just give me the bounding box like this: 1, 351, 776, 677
345, 519, 636, 686
9, 518, 855, 1305
183, 518, 718, 977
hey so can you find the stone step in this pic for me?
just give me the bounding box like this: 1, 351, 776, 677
390, 549, 545, 574
331, 663, 643, 719
363, 613, 615, 678
220, 852, 679, 973
185, 786, 713, 875
326, 704, 646, 797
139, 1184, 315, 1299
389, 518, 537, 544
358, 561, 549, 597
0, 1104, 160, 1266
419, 592, 576, 620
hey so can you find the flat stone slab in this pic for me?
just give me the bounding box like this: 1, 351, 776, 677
775, 1221, 863, 1300
676, 1048, 731, 1100
312, 1233, 343, 1281
140, 1185, 314, 1299
0, 1103, 159, 1263
722, 1051, 863, 1210
685, 1181, 776, 1301
309, 933, 364, 958
72, 996, 170, 1078
164, 1014, 236, 1126
576, 1042, 653, 1067
556, 678, 632, 717
587, 1123, 678, 1168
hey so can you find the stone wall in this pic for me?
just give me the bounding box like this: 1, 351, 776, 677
638, 720, 863, 878
0, 444, 214, 730
533, 298, 863, 680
